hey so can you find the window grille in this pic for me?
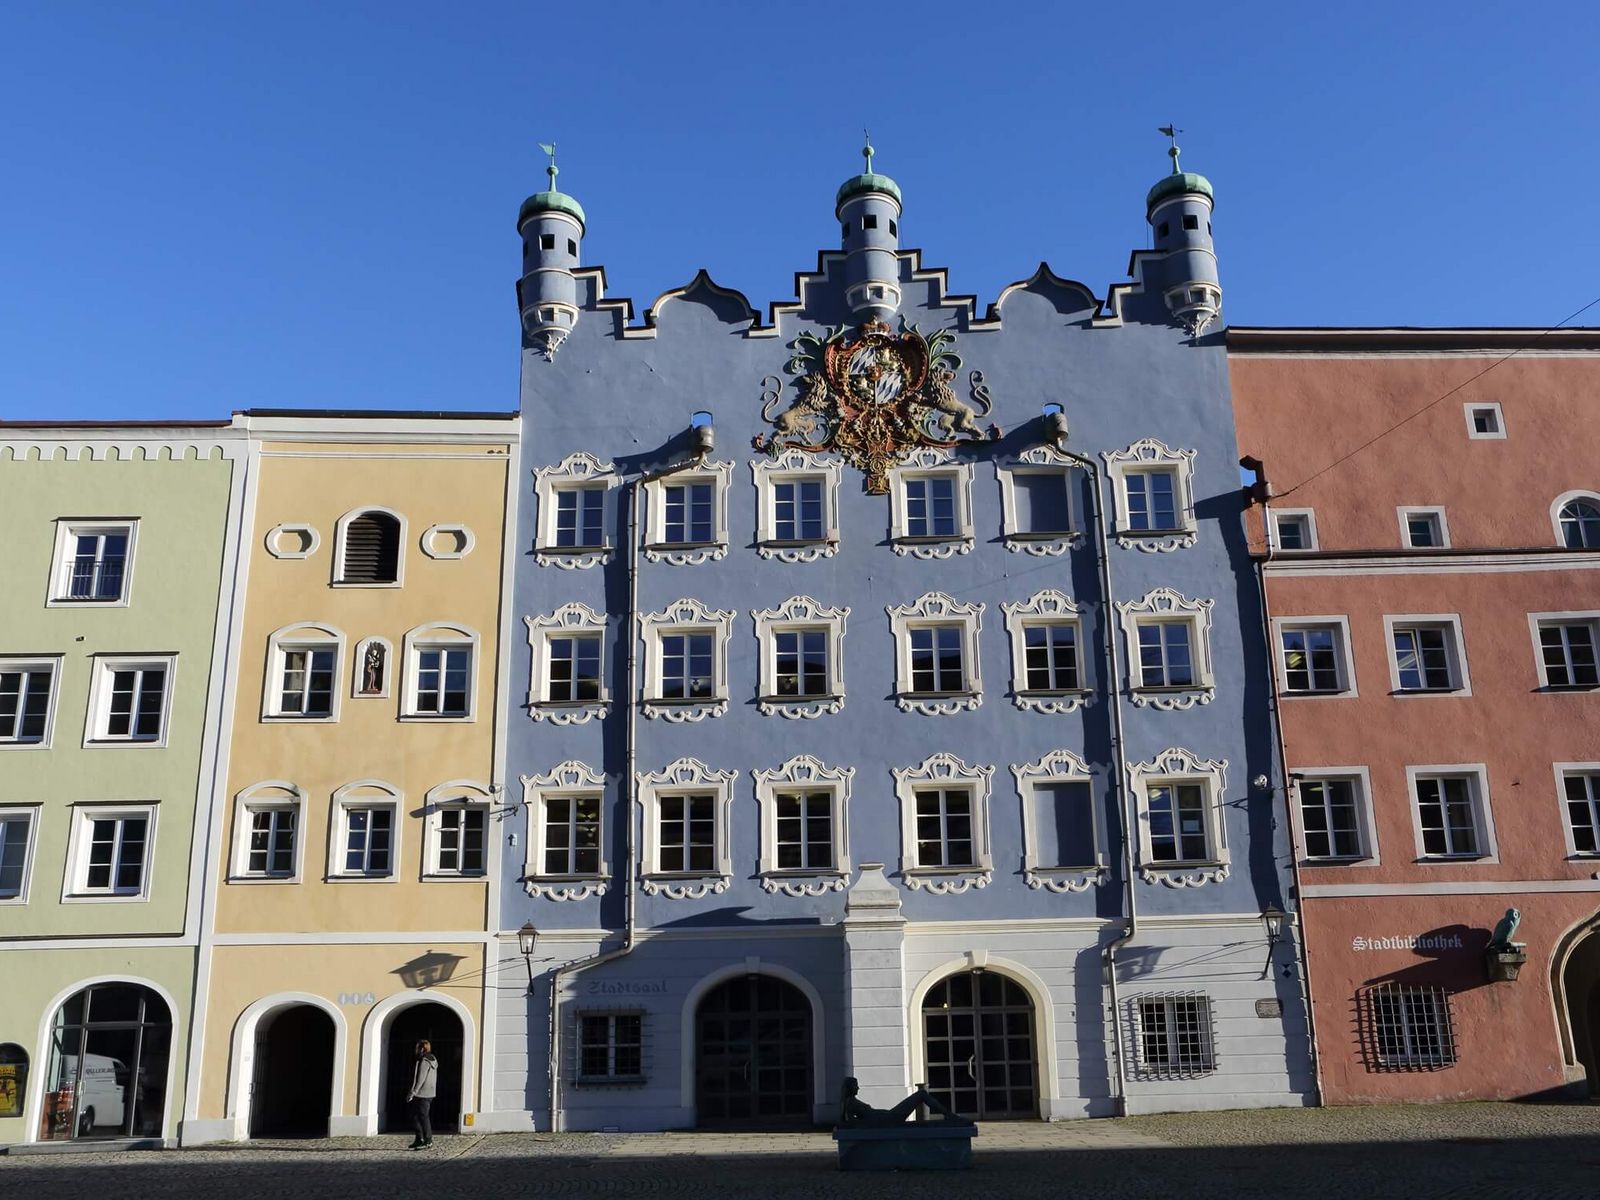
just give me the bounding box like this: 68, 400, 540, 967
1131, 992, 1214, 1077
1366, 985, 1456, 1068
572, 1009, 646, 1084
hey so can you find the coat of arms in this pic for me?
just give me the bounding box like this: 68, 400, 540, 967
753, 319, 993, 493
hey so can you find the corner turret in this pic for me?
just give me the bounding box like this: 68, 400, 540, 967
518, 143, 586, 360
1146, 127, 1221, 337
835, 136, 903, 321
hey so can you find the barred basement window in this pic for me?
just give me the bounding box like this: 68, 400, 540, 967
1134, 993, 1214, 1076
576, 1011, 644, 1083
1368, 985, 1456, 1068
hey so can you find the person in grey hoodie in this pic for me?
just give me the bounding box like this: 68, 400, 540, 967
407, 1040, 438, 1150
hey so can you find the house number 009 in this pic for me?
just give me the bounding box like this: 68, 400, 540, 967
338, 991, 378, 1006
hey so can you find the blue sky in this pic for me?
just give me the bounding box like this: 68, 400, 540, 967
2, 2, 1595, 421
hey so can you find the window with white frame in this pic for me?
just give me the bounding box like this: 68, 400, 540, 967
644, 460, 732, 564
0, 657, 59, 746
751, 450, 841, 561
887, 592, 984, 714
1386, 617, 1467, 694
1368, 985, 1455, 1067
1134, 994, 1214, 1075
1117, 588, 1215, 709
893, 752, 994, 892
522, 760, 608, 900
1295, 773, 1374, 861
50, 520, 137, 604
638, 599, 734, 722
1555, 495, 1600, 550
86, 656, 174, 745
533, 452, 619, 568
1102, 439, 1197, 551
1271, 510, 1317, 552
1464, 402, 1504, 439
1531, 614, 1600, 689
888, 450, 974, 558
1128, 747, 1229, 885
426, 795, 489, 878
1276, 618, 1353, 696
1012, 749, 1104, 892
66, 805, 156, 899
229, 783, 305, 881
333, 508, 404, 586
1398, 507, 1449, 549
637, 757, 736, 898
998, 448, 1080, 556
576, 1011, 644, 1083
1410, 769, 1491, 859
1558, 767, 1600, 857
264, 625, 343, 720
752, 596, 848, 718
752, 754, 853, 895
0, 807, 39, 902
526, 603, 609, 724
329, 783, 400, 879
401, 624, 477, 719
1002, 590, 1086, 713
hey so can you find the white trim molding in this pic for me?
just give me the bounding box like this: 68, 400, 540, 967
1552, 490, 1600, 550
1289, 766, 1379, 865
331, 505, 407, 587
1463, 401, 1506, 440
894, 751, 995, 893
1406, 762, 1498, 863
526, 603, 611, 724
83, 653, 178, 747
533, 451, 619, 569
1012, 749, 1105, 892
262, 621, 346, 722
521, 761, 609, 901
997, 446, 1083, 556
1127, 747, 1230, 887
1001, 588, 1090, 713
1397, 505, 1451, 550
61, 801, 160, 903
47, 517, 139, 607
0, 654, 63, 749
1553, 762, 1600, 860
751, 595, 849, 718
887, 448, 975, 559
399, 621, 481, 720
264, 522, 320, 560
1101, 438, 1197, 552
0, 804, 41, 904
751, 754, 854, 896
228, 781, 307, 883
1271, 613, 1357, 698
351, 635, 393, 700
642, 459, 733, 565
1116, 587, 1215, 709
1382, 612, 1472, 696
636, 757, 738, 898
887, 591, 984, 715
326, 779, 403, 882
1527, 610, 1600, 691
420, 780, 493, 881
1269, 508, 1319, 553
750, 449, 841, 562
420, 523, 476, 560
638, 598, 735, 722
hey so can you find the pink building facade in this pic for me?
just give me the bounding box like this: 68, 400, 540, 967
1231, 329, 1600, 1103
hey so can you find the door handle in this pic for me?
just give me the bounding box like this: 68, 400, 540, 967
964, 1055, 975, 1081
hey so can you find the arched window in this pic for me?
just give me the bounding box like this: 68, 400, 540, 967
336, 510, 403, 585
1559, 498, 1600, 549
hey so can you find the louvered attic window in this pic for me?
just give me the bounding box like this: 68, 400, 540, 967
340, 512, 401, 584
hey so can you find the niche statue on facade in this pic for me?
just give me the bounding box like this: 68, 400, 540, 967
360, 641, 386, 696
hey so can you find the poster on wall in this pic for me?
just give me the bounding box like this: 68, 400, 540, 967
0, 1060, 25, 1118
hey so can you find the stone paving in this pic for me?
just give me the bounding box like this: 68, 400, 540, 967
3, 1102, 1599, 1199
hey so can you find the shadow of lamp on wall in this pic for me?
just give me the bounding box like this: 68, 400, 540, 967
393, 949, 466, 990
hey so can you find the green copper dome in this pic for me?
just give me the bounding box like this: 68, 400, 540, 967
1146, 170, 1214, 215
835, 171, 903, 212
518, 189, 586, 231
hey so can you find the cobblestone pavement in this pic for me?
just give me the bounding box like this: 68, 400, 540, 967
4, 1103, 1599, 1200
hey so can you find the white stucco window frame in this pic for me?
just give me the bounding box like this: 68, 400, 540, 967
888, 448, 974, 559
1001, 588, 1090, 714
750, 450, 841, 562
420, 523, 476, 560
1269, 508, 1319, 553
1464, 401, 1506, 440
636, 757, 738, 899
643, 459, 733, 565
1127, 747, 1230, 888
522, 760, 610, 901
1397, 505, 1451, 550
47, 517, 139, 607
894, 751, 995, 894
752, 753, 854, 896
526, 602, 611, 724
1012, 749, 1105, 893
1383, 613, 1471, 697
1551, 490, 1600, 549
1289, 766, 1379, 865
1406, 763, 1498, 863
996, 447, 1083, 556
0, 804, 41, 904
262, 622, 347, 722
229, 781, 307, 883
1101, 439, 1197, 552
331, 506, 408, 588
887, 591, 984, 715
1554, 762, 1600, 860
264, 523, 321, 560
1271, 614, 1357, 698
326, 780, 403, 883
420, 780, 493, 881
351, 635, 394, 700
83, 653, 177, 748
1527, 610, 1600, 691
61, 801, 159, 903
751, 595, 849, 719
0, 654, 63, 749
639, 598, 735, 723
1116, 588, 1215, 710
399, 622, 480, 721
533, 451, 619, 570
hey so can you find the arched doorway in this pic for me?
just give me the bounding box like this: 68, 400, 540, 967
382, 1003, 462, 1134
40, 983, 171, 1141
922, 970, 1038, 1120
249, 1005, 335, 1138
695, 974, 813, 1128
1562, 927, 1600, 1095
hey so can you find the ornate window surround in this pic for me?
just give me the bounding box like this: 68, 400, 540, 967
996, 447, 1083, 556
421, 523, 476, 560
525, 602, 610, 725
750, 450, 842, 562
1012, 749, 1106, 893
521, 760, 610, 901
399, 622, 480, 721
228, 781, 306, 884
636, 757, 738, 899
642, 459, 734, 565
262, 622, 346, 722
1115, 587, 1216, 709
1101, 438, 1198, 552
533, 451, 619, 569
1126, 747, 1230, 888
638, 598, 735, 722
887, 591, 985, 715
751, 754, 854, 896
751, 595, 849, 718
894, 751, 995, 893
1001, 589, 1091, 714
887, 448, 975, 559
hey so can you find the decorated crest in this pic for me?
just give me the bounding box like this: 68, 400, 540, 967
753, 319, 993, 493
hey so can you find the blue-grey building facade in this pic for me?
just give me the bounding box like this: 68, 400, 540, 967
492, 144, 1314, 1131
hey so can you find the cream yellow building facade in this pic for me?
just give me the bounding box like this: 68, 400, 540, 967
182, 412, 518, 1144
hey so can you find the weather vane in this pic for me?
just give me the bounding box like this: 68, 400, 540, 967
1158, 125, 1183, 173
862, 128, 874, 172
538, 141, 558, 188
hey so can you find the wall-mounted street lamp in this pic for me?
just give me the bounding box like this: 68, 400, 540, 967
518, 921, 540, 994
1260, 904, 1286, 979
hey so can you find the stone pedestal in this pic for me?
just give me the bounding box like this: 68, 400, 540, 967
841, 863, 909, 1108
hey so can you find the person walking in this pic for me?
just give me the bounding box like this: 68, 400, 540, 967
406, 1039, 438, 1150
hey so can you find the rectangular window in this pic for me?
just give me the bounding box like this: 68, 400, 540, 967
1539, 622, 1599, 688
1415, 775, 1481, 857
245, 807, 297, 877
1034, 780, 1097, 867
59, 526, 132, 602
663, 481, 714, 544
1136, 995, 1213, 1073
0, 812, 35, 899
660, 632, 714, 700
548, 634, 603, 702
910, 625, 966, 694
905, 475, 958, 538
415, 647, 470, 715
1274, 513, 1315, 551
658, 793, 716, 873
102, 665, 167, 741
1147, 783, 1210, 862
1137, 621, 1194, 688
1126, 470, 1178, 531
1023, 623, 1078, 692
1299, 778, 1364, 859
1011, 471, 1072, 535
1465, 403, 1505, 438
914, 788, 975, 868
775, 790, 834, 871
81, 814, 149, 894
773, 478, 825, 542
342, 806, 394, 875
0, 663, 53, 743
773, 629, 829, 697
1402, 510, 1445, 548
435, 807, 486, 876
1393, 626, 1454, 691
1370, 986, 1455, 1067
278, 647, 335, 717
1281, 626, 1342, 693
1563, 772, 1600, 856
577, 1012, 643, 1082
554, 487, 605, 549
542, 795, 602, 875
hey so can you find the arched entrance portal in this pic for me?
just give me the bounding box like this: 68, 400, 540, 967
922, 970, 1038, 1120
382, 1003, 463, 1134
1562, 927, 1600, 1095
250, 1005, 335, 1138
695, 974, 813, 1128
40, 983, 171, 1141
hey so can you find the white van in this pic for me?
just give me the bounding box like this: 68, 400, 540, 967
59, 1054, 126, 1135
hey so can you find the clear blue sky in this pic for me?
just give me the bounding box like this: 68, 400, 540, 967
2, 2, 1595, 421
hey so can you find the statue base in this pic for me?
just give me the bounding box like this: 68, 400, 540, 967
833, 1123, 979, 1171
1486, 947, 1528, 982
